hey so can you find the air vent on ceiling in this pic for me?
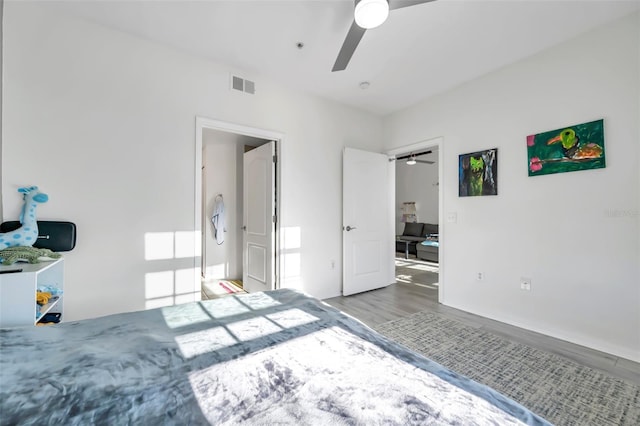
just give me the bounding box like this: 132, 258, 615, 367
244, 79, 255, 95
230, 75, 255, 95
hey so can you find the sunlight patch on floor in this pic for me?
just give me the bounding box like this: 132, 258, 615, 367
397, 275, 439, 288
395, 259, 439, 272
395, 257, 439, 289
404, 263, 439, 273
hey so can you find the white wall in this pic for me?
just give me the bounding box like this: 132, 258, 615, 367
395, 151, 439, 234
384, 13, 640, 362
1, 2, 383, 320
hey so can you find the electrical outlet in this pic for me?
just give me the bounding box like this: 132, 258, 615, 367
476, 272, 484, 281
520, 277, 531, 291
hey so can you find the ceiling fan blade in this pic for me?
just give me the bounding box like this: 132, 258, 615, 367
415, 159, 435, 164
389, 0, 436, 11
332, 21, 367, 72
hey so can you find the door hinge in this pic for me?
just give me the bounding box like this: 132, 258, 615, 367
273, 215, 277, 224
272, 155, 277, 163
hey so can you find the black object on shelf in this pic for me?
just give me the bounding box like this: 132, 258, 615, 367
0, 221, 76, 252
38, 312, 62, 324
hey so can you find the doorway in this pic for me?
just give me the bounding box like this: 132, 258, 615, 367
387, 137, 444, 303
195, 117, 282, 298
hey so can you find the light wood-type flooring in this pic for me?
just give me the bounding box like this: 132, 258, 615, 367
324, 257, 640, 386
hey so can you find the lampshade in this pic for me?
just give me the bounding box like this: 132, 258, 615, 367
406, 155, 417, 165
355, 0, 389, 29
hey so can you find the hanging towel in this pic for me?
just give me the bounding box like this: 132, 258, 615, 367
211, 195, 226, 245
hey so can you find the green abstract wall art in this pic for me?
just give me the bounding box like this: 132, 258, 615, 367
459, 148, 498, 197
527, 119, 605, 177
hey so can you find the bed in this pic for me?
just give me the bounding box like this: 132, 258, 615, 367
0, 289, 550, 425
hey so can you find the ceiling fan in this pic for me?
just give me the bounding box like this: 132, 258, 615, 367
395, 150, 435, 165
332, 0, 437, 72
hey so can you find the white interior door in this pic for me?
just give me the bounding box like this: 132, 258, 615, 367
343, 147, 394, 296
243, 141, 275, 293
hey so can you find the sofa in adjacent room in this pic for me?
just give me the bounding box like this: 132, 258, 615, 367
396, 222, 439, 261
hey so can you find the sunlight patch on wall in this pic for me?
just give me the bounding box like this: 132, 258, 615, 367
282, 252, 302, 290
205, 263, 229, 279
281, 226, 301, 250
176, 231, 201, 258
146, 296, 175, 310
145, 232, 174, 260
145, 268, 200, 310
144, 231, 201, 260
175, 293, 199, 305
281, 226, 303, 290
145, 271, 174, 299
176, 267, 199, 295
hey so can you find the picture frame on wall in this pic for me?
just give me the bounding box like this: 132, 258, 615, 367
459, 148, 498, 197
527, 119, 605, 177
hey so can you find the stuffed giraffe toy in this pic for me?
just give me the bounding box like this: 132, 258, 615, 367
0, 186, 49, 249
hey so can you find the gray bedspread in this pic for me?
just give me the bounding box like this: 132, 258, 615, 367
0, 289, 550, 425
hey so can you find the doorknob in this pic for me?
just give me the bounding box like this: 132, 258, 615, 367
242, 226, 247, 231
345, 225, 357, 231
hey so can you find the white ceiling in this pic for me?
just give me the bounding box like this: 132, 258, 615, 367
42, 0, 640, 116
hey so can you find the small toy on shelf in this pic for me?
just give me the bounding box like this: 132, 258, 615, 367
0, 186, 49, 249
36, 290, 52, 306
0, 246, 61, 265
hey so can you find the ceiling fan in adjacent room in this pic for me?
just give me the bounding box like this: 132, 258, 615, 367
332, 0, 437, 72
396, 150, 435, 165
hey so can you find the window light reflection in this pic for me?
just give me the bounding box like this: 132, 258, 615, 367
176, 326, 238, 359
267, 308, 319, 329
162, 302, 213, 329
226, 316, 282, 342
199, 297, 250, 319
236, 292, 281, 311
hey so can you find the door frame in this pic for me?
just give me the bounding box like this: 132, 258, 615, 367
386, 136, 444, 303
195, 116, 283, 291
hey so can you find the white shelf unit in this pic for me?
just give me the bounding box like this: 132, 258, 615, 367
0, 258, 64, 327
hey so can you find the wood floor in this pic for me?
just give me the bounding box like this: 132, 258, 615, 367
324, 257, 640, 386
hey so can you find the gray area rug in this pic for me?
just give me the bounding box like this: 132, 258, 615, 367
375, 311, 640, 426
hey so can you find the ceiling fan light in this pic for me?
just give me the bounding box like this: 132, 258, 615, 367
355, 0, 389, 29
406, 156, 417, 165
